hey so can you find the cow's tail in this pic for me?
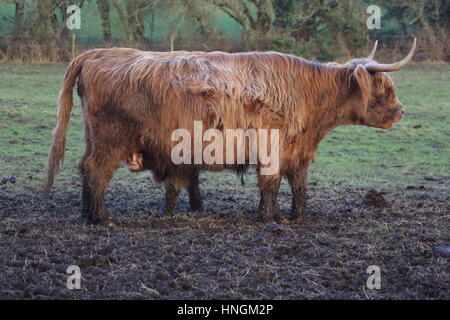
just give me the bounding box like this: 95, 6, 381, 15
43, 50, 98, 192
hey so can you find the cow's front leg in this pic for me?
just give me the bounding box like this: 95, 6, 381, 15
187, 170, 202, 212
287, 165, 308, 220
257, 173, 284, 223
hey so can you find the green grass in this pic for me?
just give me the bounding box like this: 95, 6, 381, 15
0, 63, 449, 198
0, 63, 83, 175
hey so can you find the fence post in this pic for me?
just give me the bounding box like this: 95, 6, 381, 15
71, 33, 77, 60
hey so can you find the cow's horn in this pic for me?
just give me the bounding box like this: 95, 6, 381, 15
367, 40, 378, 59
365, 38, 416, 72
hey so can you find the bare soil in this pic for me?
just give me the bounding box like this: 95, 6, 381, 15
0, 178, 448, 299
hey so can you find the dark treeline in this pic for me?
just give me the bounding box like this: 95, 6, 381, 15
0, 0, 449, 62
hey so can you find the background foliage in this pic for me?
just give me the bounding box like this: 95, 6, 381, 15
0, 0, 449, 61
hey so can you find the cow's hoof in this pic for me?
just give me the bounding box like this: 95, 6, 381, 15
189, 207, 203, 215
257, 212, 273, 223
258, 209, 285, 224
274, 215, 287, 224
81, 217, 94, 226
85, 217, 116, 227
90, 219, 116, 227
290, 211, 305, 222
190, 206, 203, 213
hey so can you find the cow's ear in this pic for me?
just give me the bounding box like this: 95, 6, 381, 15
353, 64, 372, 110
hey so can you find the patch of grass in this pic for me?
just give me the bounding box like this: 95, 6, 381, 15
0, 63, 84, 176
377, 223, 394, 233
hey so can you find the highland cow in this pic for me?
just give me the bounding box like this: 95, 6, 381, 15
44, 39, 416, 225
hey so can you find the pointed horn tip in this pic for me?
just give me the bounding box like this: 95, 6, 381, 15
367, 40, 378, 59
365, 38, 416, 73
407, 37, 417, 56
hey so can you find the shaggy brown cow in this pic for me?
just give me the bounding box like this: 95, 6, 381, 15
44, 39, 416, 225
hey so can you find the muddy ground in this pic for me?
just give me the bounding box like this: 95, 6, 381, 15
0, 175, 448, 299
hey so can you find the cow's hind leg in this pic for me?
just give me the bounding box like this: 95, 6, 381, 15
80, 145, 123, 225
79, 99, 93, 219
79, 123, 93, 220
188, 170, 202, 212
257, 173, 284, 223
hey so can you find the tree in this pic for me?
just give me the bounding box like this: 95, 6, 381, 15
212, 0, 274, 49
111, 0, 156, 44
97, 0, 112, 42
12, 0, 25, 40
182, 0, 216, 46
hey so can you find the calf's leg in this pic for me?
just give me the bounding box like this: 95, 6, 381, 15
163, 172, 201, 215
163, 176, 185, 216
